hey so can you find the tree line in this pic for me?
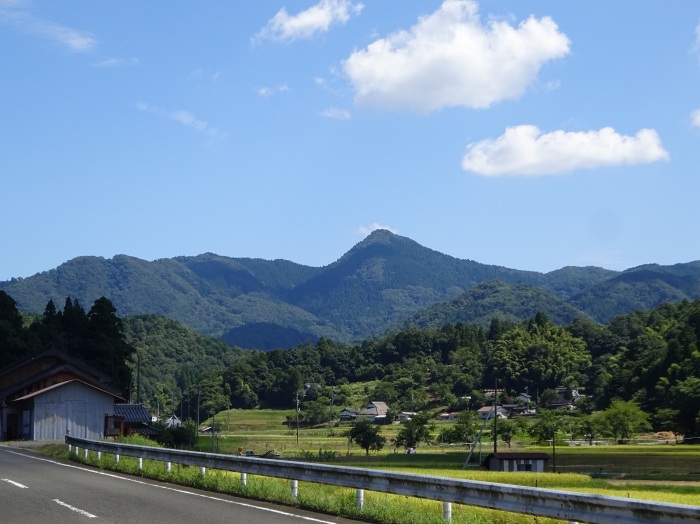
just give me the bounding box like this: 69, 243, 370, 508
220, 301, 700, 439
0, 291, 133, 392
2, 289, 699, 439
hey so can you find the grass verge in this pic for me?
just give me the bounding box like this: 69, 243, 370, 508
36, 438, 700, 524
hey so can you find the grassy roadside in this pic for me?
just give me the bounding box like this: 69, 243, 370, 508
29, 436, 700, 524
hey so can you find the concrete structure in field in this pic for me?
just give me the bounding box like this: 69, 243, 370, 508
0, 348, 123, 441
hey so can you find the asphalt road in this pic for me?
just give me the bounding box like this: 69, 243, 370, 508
0, 447, 363, 523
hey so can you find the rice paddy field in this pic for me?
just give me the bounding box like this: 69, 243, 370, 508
200, 409, 700, 477
32, 408, 700, 523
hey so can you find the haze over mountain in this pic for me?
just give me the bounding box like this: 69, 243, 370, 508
2, 230, 700, 350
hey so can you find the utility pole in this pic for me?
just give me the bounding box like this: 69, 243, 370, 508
211, 412, 216, 453
493, 376, 498, 455
196, 388, 200, 430
136, 353, 141, 404
296, 392, 300, 444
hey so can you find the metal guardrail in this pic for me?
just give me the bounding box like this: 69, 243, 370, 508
65, 436, 700, 524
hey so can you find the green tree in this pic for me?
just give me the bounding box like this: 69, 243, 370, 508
599, 399, 651, 443
393, 412, 435, 450
439, 411, 480, 444
491, 314, 590, 392
199, 372, 232, 419
0, 290, 27, 368
496, 418, 519, 448
231, 378, 258, 409
528, 409, 563, 445
86, 297, 135, 392
348, 419, 386, 456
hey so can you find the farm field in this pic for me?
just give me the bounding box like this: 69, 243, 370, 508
27, 412, 700, 524
199, 409, 700, 483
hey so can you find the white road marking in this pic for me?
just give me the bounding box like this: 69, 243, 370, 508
2, 478, 28, 489
2, 449, 340, 523
53, 498, 98, 518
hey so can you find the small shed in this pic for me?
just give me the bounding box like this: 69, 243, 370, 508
486, 452, 550, 472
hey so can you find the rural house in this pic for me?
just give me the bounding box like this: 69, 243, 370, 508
358, 401, 390, 423
112, 403, 161, 437
0, 348, 123, 441
339, 408, 358, 422
476, 406, 509, 420
397, 411, 417, 422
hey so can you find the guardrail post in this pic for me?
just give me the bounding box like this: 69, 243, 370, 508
68, 444, 72, 453
84, 448, 88, 460
356, 488, 364, 510
443, 501, 452, 522
74, 446, 79, 456
241, 473, 247, 487
291, 479, 299, 498
138, 458, 143, 470
166, 462, 171, 473
97, 451, 101, 460
200, 467, 206, 475
115, 454, 120, 463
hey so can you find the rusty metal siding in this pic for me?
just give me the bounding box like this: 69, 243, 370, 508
33, 382, 114, 440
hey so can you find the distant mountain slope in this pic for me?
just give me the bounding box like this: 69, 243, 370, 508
571, 261, 700, 323
397, 280, 590, 330
287, 230, 547, 338
2, 230, 700, 348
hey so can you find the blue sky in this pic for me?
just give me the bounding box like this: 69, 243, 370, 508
2, 0, 699, 282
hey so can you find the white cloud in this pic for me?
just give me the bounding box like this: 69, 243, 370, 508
691, 109, 700, 128
461, 125, 669, 177
0, 1, 97, 52
342, 0, 570, 112
254, 0, 363, 43
358, 223, 398, 236
321, 106, 351, 120
257, 84, 289, 97
94, 57, 139, 68
136, 102, 220, 137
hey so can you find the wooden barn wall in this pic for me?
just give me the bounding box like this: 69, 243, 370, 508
33, 382, 114, 440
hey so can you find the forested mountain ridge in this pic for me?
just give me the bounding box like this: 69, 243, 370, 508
396, 280, 591, 330
2, 230, 700, 349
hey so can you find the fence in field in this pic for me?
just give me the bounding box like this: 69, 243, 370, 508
65, 435, 700, 524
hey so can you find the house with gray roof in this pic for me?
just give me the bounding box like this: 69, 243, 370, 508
358, 401, 390, 423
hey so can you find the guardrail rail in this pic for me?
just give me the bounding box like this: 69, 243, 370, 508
66, 435, 700, 524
